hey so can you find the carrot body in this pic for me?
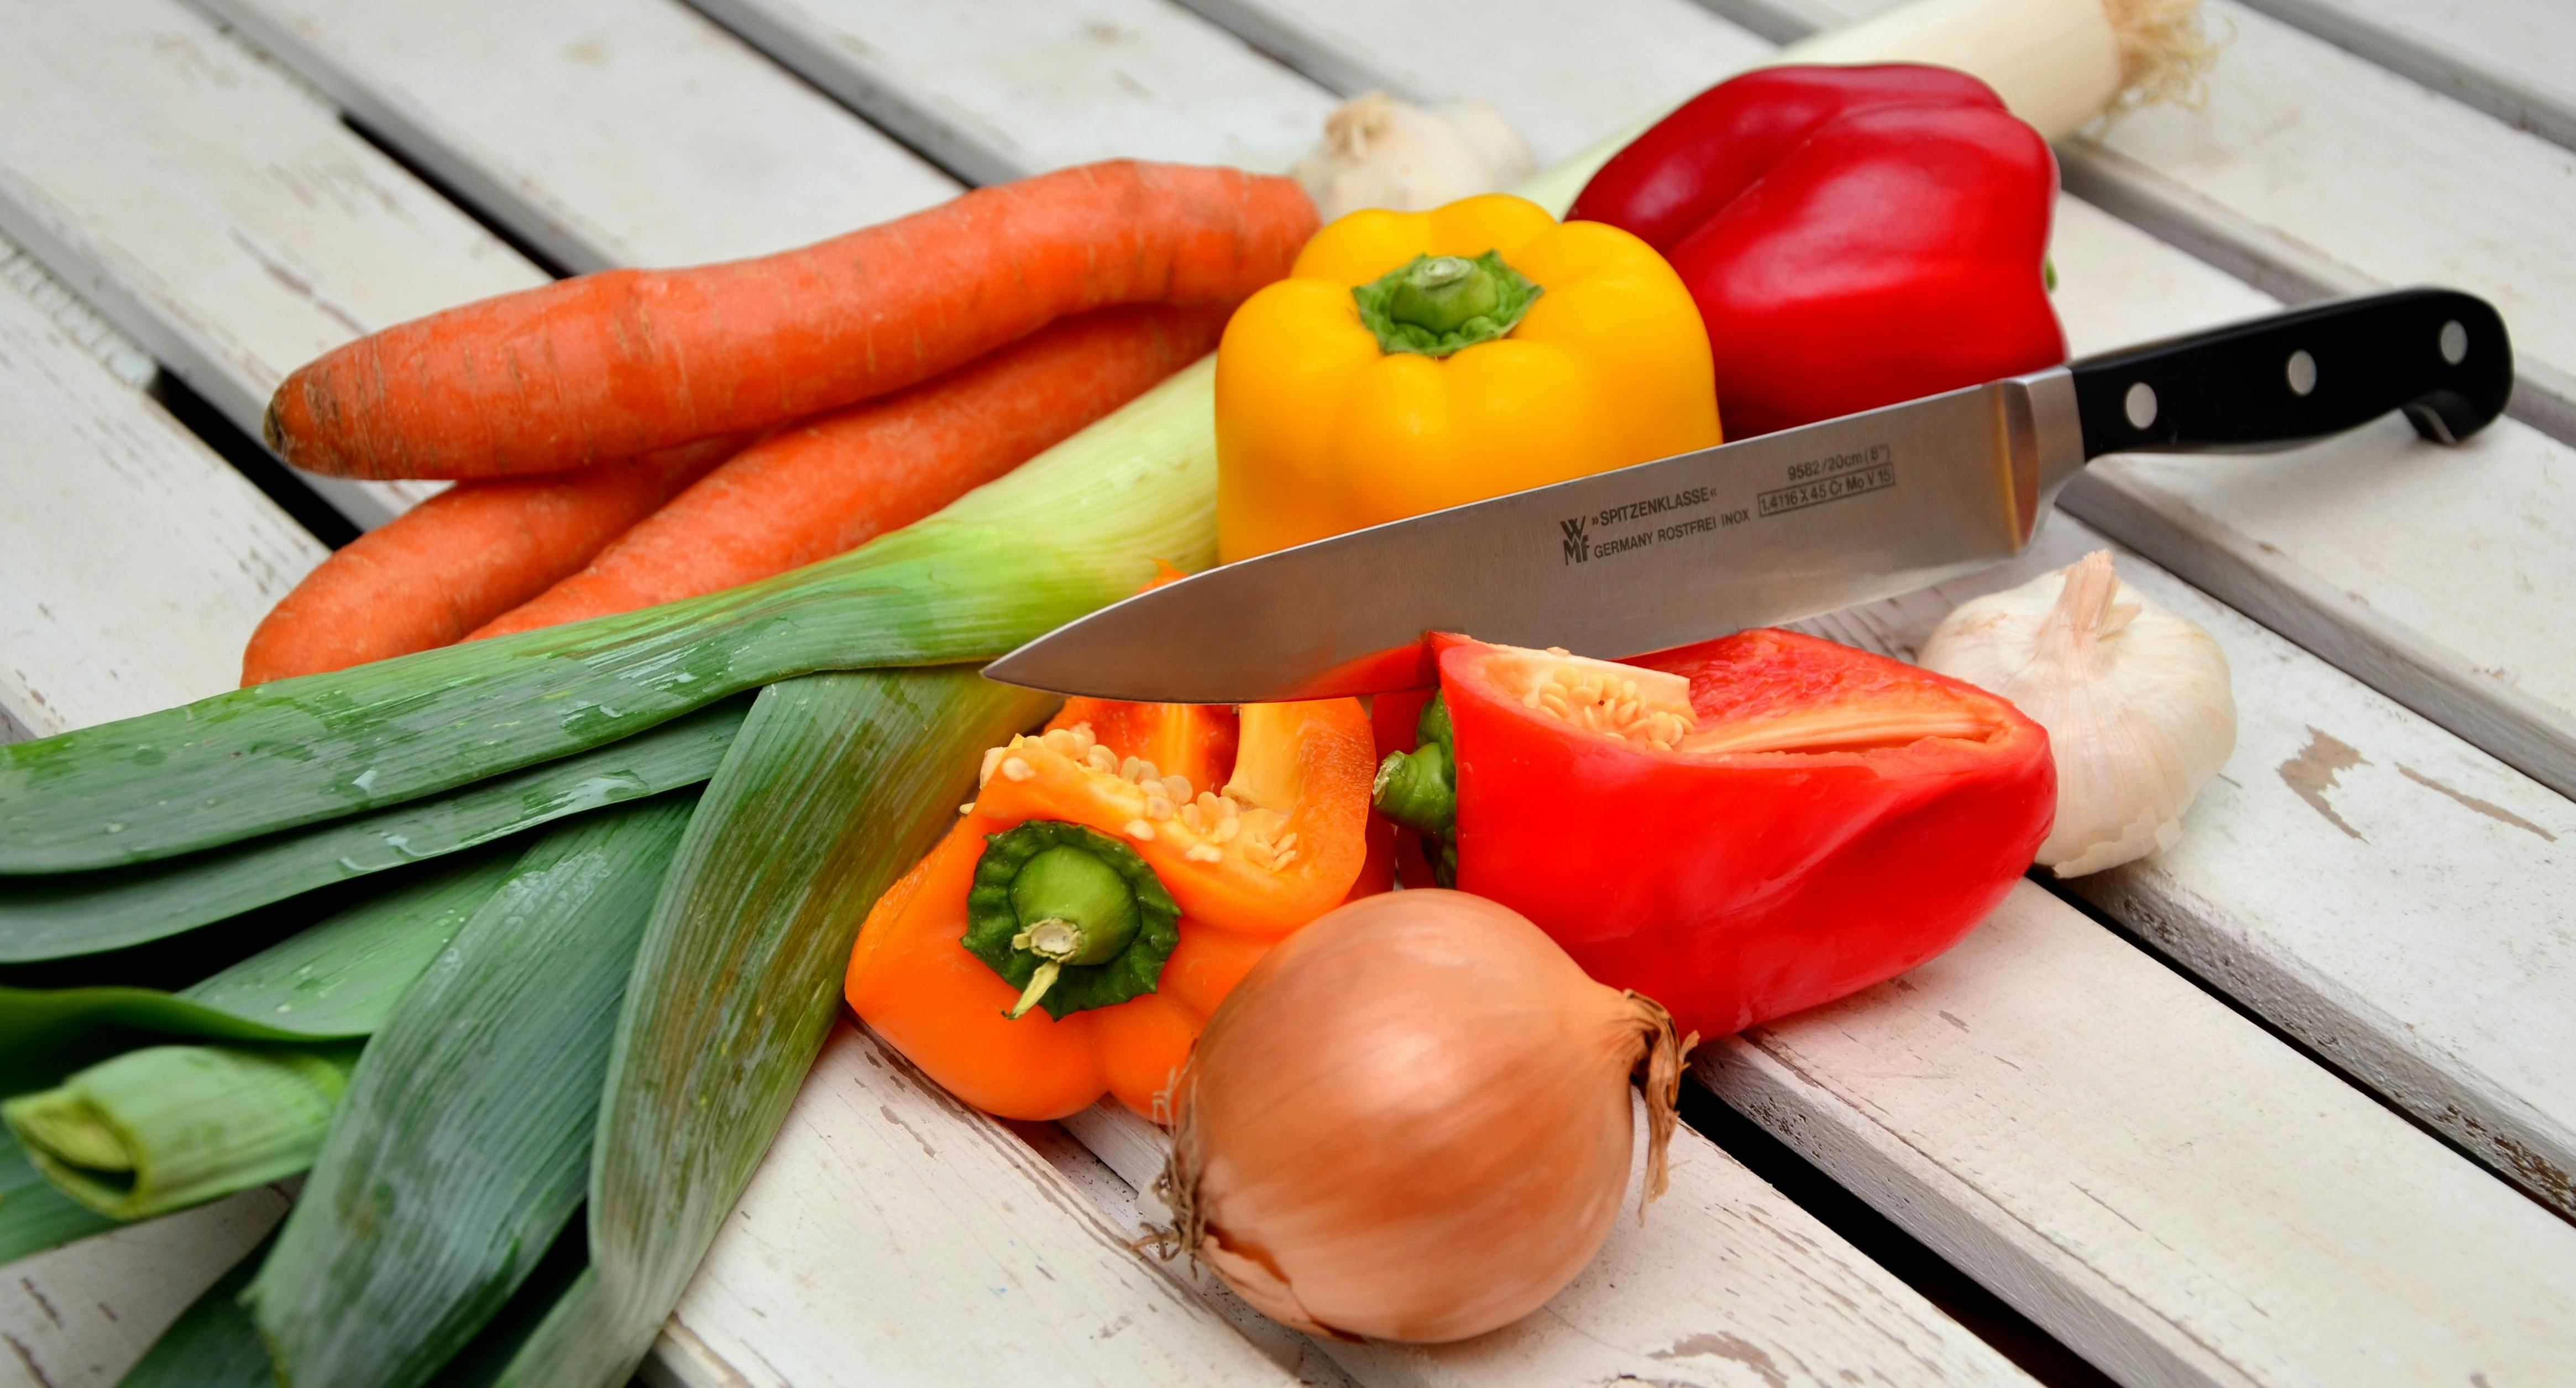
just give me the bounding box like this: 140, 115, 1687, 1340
266, 161, 1317, 481
239, 435, 739, 685
470, 303, 1227, 640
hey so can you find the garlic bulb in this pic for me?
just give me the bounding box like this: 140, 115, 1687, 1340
1919, 551, 2234, 876
1289, 92, 1537, 222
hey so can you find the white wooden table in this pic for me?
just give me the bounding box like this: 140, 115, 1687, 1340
4, 1, 2573, 1384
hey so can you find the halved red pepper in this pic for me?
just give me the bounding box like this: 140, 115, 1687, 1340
1569, 65, 2066, 439
846, 696, 1380, 1121
1373, 630, 2054, 1041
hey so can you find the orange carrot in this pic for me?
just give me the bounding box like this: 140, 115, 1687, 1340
470, 303, 1227, 641
239, 435, 740, 684
265, 161, 1317, 481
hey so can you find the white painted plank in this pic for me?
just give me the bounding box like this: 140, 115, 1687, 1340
650, 1024, 1295, 1388
1802, 502, 2576, 1219
1062, 1100, 2041, 1387
685, 0, 1338, 183
0, 243, 323, 741
0, 0, 556, 526
1701, 882, 2576, 1388
1017, 1120, 1363, 1388
0, 1188, 287, 1388
193, 0, 962, 274
2224, 0, 2576, 156
1173, 0, 1771, 166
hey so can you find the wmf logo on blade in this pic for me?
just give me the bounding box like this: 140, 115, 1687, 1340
1560, 517, 1591, 564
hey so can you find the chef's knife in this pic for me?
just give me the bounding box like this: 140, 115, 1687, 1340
986, 288, 2511, 703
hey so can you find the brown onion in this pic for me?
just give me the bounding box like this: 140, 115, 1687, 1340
1159, 889, 1685, 1343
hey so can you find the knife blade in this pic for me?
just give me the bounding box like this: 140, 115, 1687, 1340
985, 288, 2511, 704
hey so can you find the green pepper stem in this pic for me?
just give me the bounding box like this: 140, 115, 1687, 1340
1353, 251, 1542, 358
962, 821, 1181, 1020
994, 844, 1143, 1019
1373, 744, 1456, 836
1009, 847, 1139, 965
1006, 959, 1064, 1020
1386, 256, 1499, 335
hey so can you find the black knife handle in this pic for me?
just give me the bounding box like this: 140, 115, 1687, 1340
2069, 288, 2512, 458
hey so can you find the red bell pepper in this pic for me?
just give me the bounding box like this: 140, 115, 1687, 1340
1370, 630, 2054, 1041
1569, 65, 2067, 439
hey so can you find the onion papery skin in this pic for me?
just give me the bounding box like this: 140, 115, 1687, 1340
1165, 890, 1676, 1343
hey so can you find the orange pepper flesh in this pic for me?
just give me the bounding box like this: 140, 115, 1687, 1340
845, 697, 1377, 1121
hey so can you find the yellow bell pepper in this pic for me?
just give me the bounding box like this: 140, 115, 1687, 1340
1216, 193, 1722, 561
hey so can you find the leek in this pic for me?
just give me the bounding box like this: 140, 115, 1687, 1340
4, 1042, 357, 1219
491, 667, 1051, 1386
0, 698, 741, 962
0, 363, 1215, 874
0, 849, 516, 1091
250, 794, 694, 1388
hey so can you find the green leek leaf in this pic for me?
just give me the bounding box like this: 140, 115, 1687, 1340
492, 666, 1051, 1386
0, 364, 1213, 874
0, 697, 742, 961
0, 850, 516, 1093
433, 1213, 591, 1388
249, 793, 694, 1388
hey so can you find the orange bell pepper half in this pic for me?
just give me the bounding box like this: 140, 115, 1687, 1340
845, 696, 1379, 1121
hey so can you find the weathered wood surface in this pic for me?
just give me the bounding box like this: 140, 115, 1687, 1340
1173, 0, 1763, 166
1013, 1120, 1362, 1388
653, 1025, 1300, 1388
1061, 1101, 2042, 1387
1804, 505, 2576, 1220
686, 0, 1337, 182
1703, 881, 2576, 1387
2232, 0, 2576, 153
195, 0, 960, 273
0, 246, 322, 741
0, 0, 551, 526
10, 1, 2576, 1385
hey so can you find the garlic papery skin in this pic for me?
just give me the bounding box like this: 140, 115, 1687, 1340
1290, 92, 1537, 221
1919, 550, 2235, 876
